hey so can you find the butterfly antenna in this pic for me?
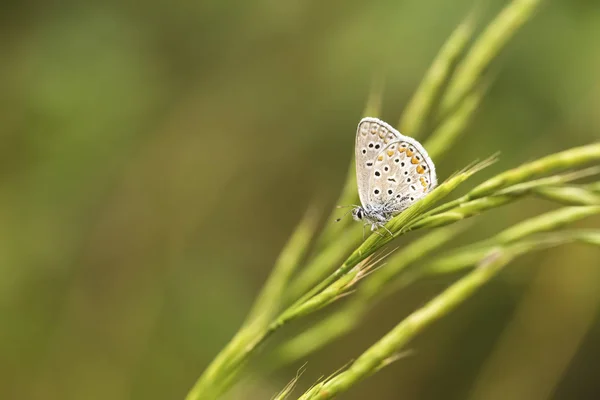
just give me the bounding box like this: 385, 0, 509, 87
335, 207, 356, 222
335, 204, 361, 222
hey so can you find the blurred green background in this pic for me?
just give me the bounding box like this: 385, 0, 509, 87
1, 0, 600, 399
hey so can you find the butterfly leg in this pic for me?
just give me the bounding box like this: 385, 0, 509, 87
381, 225, 394, 237
372, 230, 385, 238
370, 224, 386, 238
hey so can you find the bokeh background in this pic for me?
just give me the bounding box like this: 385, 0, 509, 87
1, 0, 600, 399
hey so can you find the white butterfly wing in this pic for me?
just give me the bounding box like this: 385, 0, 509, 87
355, 117, 402, 206
367, 139, 437, 211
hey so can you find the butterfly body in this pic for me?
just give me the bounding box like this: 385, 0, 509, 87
352, 117, 437, 231
352, 199, 408, 231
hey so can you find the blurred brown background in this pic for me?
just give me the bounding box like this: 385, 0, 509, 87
1, 0, 600, 399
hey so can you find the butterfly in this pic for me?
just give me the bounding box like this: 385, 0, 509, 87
351, 117, 437, 232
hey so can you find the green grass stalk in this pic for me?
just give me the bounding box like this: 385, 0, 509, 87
399, 6, 479, 137
439, 0, 543, 115
469, 143, 600, 198
298, 249, 516, 400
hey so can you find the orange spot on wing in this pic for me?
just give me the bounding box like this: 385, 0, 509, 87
398, 147, 406, 153
411, 157, 419, 164
416, 165, 425, 174
377, 155, 384, 161
406, 150, 414, 157
387, 150, 394, 156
